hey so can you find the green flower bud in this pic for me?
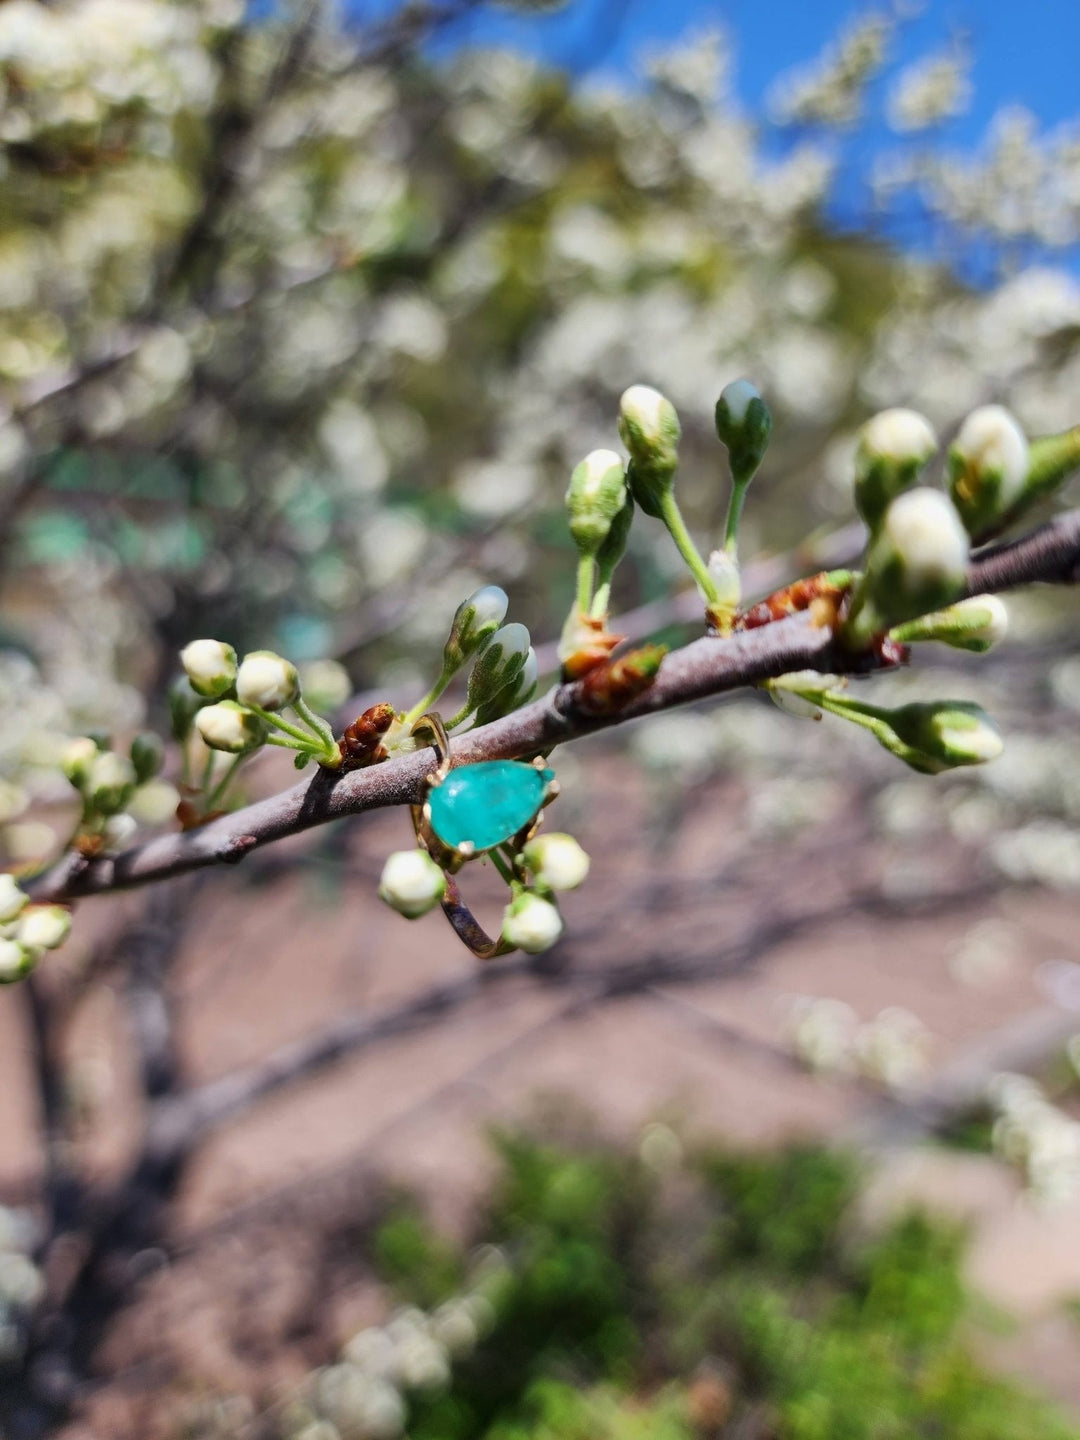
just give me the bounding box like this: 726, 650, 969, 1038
443, 586, 509, 671
619, 385, 681, 512
594, 489, 635, 583
1020, 425, 1080, 512
169, 676, 206, 743
464, 622, 531, 721
947, 405, 1030, 538
0, 937, 37, 984
0, 873, 29, 925
87, 751, 138, 816
817, 692, 1003, 774
853, 407, 938, 530
714, 378, 773, 484
130, 731, 166, 785
849, 488, 968, 643
195, 700, 266, 754
565, 449, 628, 557
60, 736, 99, 791
17, 905, 72, 952
473, 646, 538, 727
522, 833, 590, 891
235, 651, 299, 711
871, 700, 1004, 775
180, 638, 238, 699
501, 891, 563, 953
378, 849, 447, 919
890, 594, 1008, 653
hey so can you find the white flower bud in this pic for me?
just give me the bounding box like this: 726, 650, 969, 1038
878, 488, 968, 585
180, 638, 238, 699
0, 938, 36, 984
891, 593, 1009, 653
0, 873, 29, 924
378, 849, 447, 919
103, 813, 139, 850
565, 449, 628, 557
705, 548, 741, 624
854, 408, 938, 529
853, 488, 969, 639
501, 892, 563, 953
235, 650, 299, 711
522, 833, 590, 891
87, 752, 137, 816
17, 906, 71, 951
60, 737, 99, 790
947, 405, 1030, 537
444, 585, 509, 669
466, 622, 532, 722
618, 384, 681, 512
195, 700, 265, 754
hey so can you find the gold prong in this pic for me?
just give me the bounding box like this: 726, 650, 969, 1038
458, 840, 476, 859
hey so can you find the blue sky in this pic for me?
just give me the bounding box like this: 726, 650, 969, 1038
435, 0, 1080, 146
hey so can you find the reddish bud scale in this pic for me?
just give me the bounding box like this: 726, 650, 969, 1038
561, 616, 625, 681
339, 702, 396, 767
577, 645, 667, 715
735, 572, 852, 631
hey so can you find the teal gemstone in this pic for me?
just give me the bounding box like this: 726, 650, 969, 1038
429, 761, 554, 852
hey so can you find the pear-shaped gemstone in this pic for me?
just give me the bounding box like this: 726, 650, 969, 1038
429, 761, 554, 852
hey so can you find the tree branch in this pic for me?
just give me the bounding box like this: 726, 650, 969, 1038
27, 508, 1080, 907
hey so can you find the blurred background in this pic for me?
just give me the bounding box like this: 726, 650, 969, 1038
3, 0, 1080, 1434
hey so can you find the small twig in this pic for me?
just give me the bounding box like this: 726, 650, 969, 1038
26, 506, 1080, 907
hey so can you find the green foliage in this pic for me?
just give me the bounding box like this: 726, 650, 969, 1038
700, 1143, 857, 1276
365, 1131, 1079, 1440
372, 1204, 464, 1308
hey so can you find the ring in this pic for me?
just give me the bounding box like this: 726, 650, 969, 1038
409, 712, 559, 959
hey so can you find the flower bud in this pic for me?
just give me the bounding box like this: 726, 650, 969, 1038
852, 488, 968, 640
378, 849, 447, 919
565, 450, 628, 558
619, 385, 680, 514
522, 833, 590, 891
594, 489, 635, 583
714, 378, 773, 483
474, 646, 537, 727
169, 676, 206, 742
947, 405, 1030, 538
1021, 425, 1080, 512
890, 593, 1008, 653
298, 659, 352, 713
821, 693, 1003, 775
103, 813, 138, 849
87, 752, 137, 816
853, 408, 938, 530
464, 622, 530, 718
60, 736, 100, 790
235, 651, 299, 711
195, 700, 266, 754
0, 873, 29, 924
180, 638, 238, 699
130, 731, 165, 785
705, 548, 742, 629
881, 701, 1004, 774
443, 586, 509, 671
0, 937, 36, 984
501, 891, 563, 954
17, 906, 71, 951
